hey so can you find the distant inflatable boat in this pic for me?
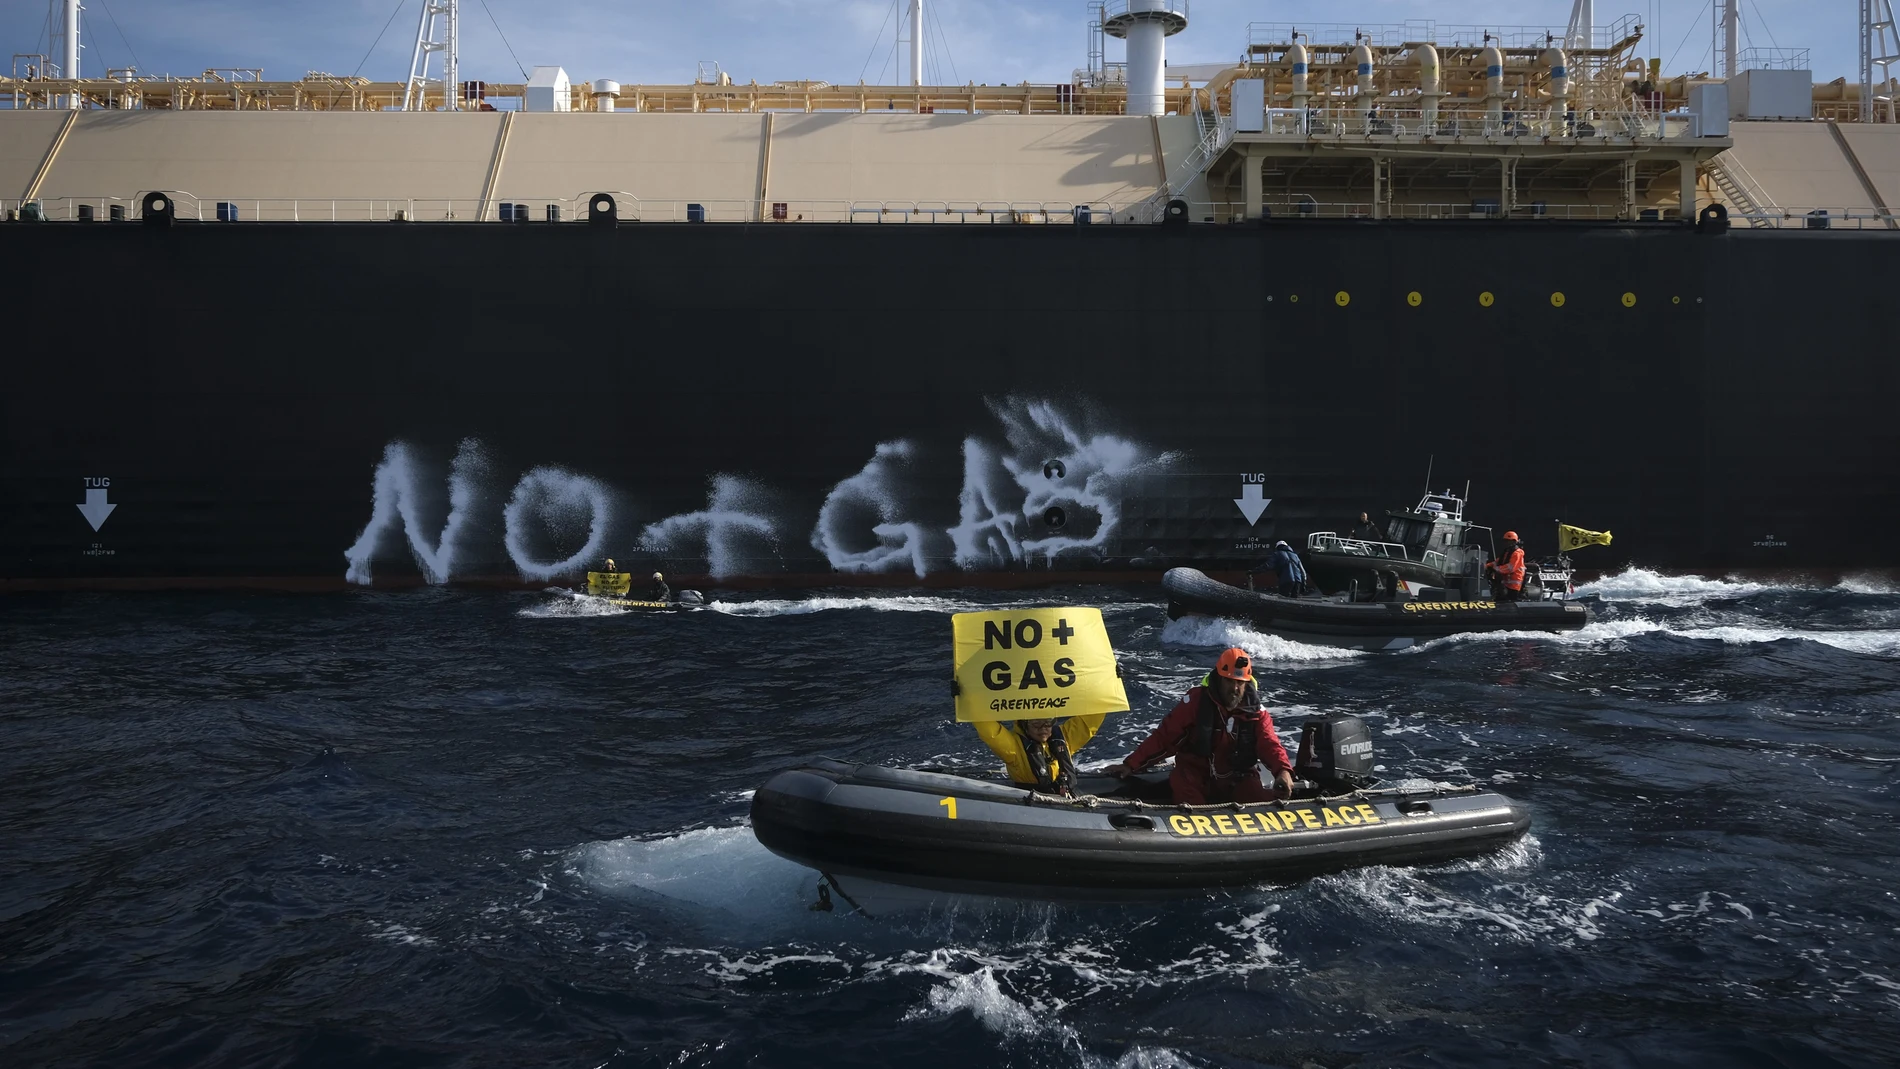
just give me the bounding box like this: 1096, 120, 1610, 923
582, 571, 705, 611
1164, 567, 1588, 651
749, 758, 1529, 911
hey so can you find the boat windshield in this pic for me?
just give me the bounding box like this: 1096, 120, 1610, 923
1385, 516, 1433, 547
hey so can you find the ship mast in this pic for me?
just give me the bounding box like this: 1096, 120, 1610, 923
1713, 0, 1740, 79
405, 0, 461, 111
1564, 0, 1593, 51
49, 0, 81, 107
908, 0, 924, 87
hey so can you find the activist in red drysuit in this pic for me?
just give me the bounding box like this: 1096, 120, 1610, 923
1103, 647, 1295, 805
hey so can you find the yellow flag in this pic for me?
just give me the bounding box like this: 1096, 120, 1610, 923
1557, 524, 1613, 552
952, 607, 1128, 723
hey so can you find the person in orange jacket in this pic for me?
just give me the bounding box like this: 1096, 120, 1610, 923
1102, 647, 1295, 805
1487, 531, 1527, 601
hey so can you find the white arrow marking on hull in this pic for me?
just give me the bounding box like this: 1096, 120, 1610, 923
77, 487, 118, 532
1233, 482, 1271, 525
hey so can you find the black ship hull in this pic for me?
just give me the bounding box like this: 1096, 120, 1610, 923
1, 218, 1891, 589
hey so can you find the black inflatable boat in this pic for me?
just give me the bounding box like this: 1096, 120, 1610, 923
1165, 567, 1589, 651
750, 759, 1529, 910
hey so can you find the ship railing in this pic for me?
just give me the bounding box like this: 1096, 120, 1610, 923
1723, 205, 1900, 231
1306, 532, 1415, 562
0, 192, 489, 222
1252, 102, 1698, 142
1173, 197, 1641, 223
0, 192, 1148, 226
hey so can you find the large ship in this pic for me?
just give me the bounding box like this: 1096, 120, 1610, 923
2, 1, 1896, 590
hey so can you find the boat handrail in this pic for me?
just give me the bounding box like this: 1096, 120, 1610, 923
1306, 531, 1411, 561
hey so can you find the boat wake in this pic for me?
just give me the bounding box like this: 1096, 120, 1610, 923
1403, 612, 1900, 658
707, 594, 983, 617
1158, 615, 1366, 664
515, 587, 632, 618
566, 825, 819, 927
1578, 566, 1900, 605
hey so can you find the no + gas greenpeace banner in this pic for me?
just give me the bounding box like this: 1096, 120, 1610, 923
952, 607, 1129, 723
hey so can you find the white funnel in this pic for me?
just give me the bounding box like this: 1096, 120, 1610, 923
1104, 1, 1189, 116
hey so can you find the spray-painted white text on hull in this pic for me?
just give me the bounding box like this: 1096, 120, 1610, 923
342, 398, 1173, 583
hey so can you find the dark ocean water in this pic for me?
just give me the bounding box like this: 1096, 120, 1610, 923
4, 570, 1899, 1068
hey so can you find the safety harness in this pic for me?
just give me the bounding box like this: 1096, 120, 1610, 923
1019, 722, 1077, 796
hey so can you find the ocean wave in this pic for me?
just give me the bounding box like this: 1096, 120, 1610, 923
1158, 616, 1366, 664
708, 595, 983, 617
516, 588, 635, 618
1575, 568, 1779, 604
564, 825, 821, 933
1408, 616, 1900, 657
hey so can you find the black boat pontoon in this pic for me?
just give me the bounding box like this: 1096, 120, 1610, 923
1165, 566, 1589, 651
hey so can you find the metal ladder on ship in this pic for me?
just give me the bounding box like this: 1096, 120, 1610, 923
1704, 151, 1775, 228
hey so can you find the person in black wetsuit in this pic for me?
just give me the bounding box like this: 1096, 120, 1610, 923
647, 571, 670, 601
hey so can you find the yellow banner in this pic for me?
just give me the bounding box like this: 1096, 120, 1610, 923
587, 571, 632, 596
1557, 524, 1614, 552
953, 607, 1128, 723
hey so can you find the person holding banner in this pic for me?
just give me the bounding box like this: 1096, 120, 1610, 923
1101, 648, 1295, 805
952, 606, 1129, 796
973, 714, 1107, 796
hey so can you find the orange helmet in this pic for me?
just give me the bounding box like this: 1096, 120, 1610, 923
1214, 647, 1254, 682
1503, 531, 1519, 541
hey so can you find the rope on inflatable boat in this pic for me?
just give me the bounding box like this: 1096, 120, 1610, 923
1019, 782, 1483, 813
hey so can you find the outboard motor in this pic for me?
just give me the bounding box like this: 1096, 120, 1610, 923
1293, 715, 1376, 794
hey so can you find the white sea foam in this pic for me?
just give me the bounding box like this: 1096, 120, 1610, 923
516, 588, 634, 618
368, 922, 437, 947
1573, 566, 1899, 605
1837, 574, 1900, 595
1575, 567, 1777, 605
566, 825, 818, 927
1158, 615, 1366, 663
906, 967, 1048, 1037
1407, 615, 1900, 657
708, 594, 980, 617
1312, 840, 1623, 947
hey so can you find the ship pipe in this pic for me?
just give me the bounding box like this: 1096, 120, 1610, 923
1354, 41, 1376, 120
1418, 43, 1442, 128
1543, 46, 1570, 135
1481, 44, 1505, 125
1289, 41, 1310, 122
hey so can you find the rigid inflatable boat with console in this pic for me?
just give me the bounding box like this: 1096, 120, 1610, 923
750, 714, 1531, 912
1165, 567, 1589, 652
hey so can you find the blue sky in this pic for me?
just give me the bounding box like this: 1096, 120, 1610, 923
3, 1, 1859, 88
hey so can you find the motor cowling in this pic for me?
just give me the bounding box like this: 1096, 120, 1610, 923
1294, 715, 1375, 793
